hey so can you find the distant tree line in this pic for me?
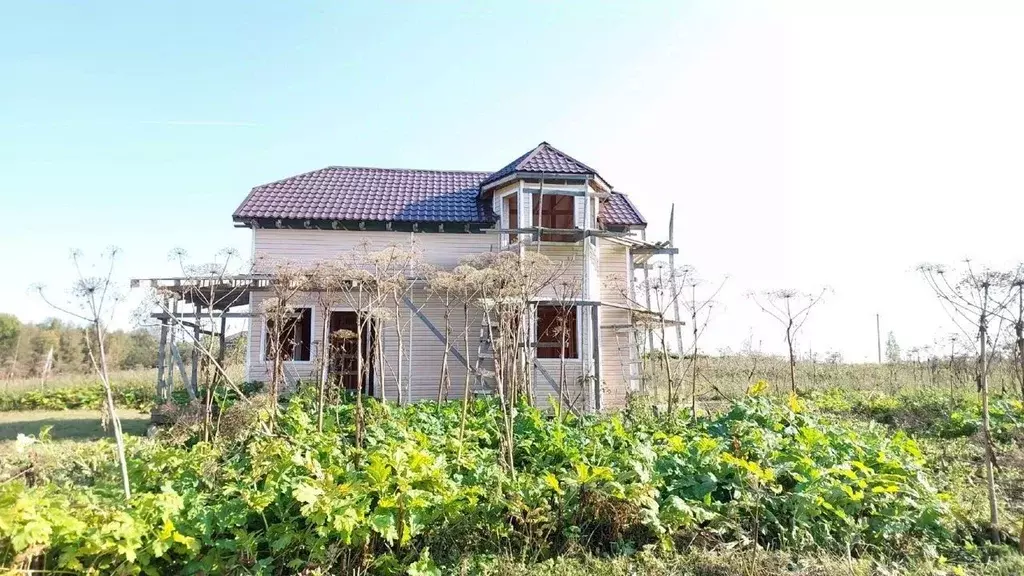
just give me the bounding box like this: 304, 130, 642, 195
0, 313, 245, 379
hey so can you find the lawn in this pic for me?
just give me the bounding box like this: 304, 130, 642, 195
0, 409, 151, 442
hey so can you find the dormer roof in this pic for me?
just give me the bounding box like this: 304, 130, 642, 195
479, 142, 607, 191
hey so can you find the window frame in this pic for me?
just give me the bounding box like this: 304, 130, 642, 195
534, 304, 580, 360
532, 193, 576, 242
262, 307, 314, 363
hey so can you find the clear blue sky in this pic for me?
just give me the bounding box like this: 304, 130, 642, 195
3, 1, 1023, 360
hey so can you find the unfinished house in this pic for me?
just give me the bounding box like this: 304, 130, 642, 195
137, 142, 679, 412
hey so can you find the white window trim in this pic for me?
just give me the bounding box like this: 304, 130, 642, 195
260, 306, 316, 364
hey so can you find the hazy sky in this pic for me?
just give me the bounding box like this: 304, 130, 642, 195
1, 1, 1022, 361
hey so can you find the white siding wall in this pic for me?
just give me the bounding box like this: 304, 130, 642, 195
598, 239, 634, 409
253, 229, 496, 271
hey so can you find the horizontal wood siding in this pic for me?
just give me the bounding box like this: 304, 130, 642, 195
253, 229, 498, 272
599, 240, 633, 409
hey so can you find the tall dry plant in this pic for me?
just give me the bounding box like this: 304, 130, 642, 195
919, 261, 1020, 544
263, 262, 312, 433
463, 250, 566, 474
679, 273, 727, 419
309, 259, 349, 432
548, 276, 583, 414
750, 287, 829, 395
425, 267, 459, 402
159, 248, 252, 440
635, 263, 692, 412
36, 248, 132, 498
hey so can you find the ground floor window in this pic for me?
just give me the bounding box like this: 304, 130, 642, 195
535, 304, 578, 359
264, 308, 312, 361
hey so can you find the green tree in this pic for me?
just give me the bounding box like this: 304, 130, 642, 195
885, 331, 901, 364
120, 329, 158, 369
29, 329, 60, 376
0, 313, 20, 364
56, 329, 83, 373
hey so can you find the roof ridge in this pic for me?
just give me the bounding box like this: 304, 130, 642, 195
536, 142, 598, 173
325, 165, 491, 175
513, 142, 551, 171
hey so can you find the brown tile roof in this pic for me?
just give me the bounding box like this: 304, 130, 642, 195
233, 144, 645, 228
233, 166, 494, 223
480, 141, 599, 188
601, 192, 647, 229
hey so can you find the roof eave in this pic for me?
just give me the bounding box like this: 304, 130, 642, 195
478, 171, 600, 195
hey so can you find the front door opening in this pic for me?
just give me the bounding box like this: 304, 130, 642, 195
327, 311, 375, 394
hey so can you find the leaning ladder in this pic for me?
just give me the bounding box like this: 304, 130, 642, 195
472, 314, 499, 396
612, 327, 643, 393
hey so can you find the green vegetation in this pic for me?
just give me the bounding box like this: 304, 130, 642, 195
0, 384, 1019, 575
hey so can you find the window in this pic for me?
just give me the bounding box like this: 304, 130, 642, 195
532, 194, 575, 242
535, 305, 578, 359
265, 308, 312, 361
505, 194, 518, 244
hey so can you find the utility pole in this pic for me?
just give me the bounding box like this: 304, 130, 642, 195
876, 313, 882, 364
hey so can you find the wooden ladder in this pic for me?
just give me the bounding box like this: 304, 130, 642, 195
472, 314, 499, 396
612, 327, 642, 392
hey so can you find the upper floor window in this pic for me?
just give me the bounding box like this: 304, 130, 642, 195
532, 194, 574, 242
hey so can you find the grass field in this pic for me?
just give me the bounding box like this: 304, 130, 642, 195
0, 409, 151, 441
642, 353, 1023, 403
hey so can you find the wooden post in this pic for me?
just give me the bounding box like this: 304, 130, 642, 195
171, 344, 195, 400
668, 204, 684, 357
156, 313, 169, 402
639, 230, 655, 354
591, 304, 602, 412
167, 298, 178, 392
217, 312, 228, 366
876, 313, 882, 364
191, 303, 201, 398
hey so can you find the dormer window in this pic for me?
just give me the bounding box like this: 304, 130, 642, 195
532, 194, 574, 242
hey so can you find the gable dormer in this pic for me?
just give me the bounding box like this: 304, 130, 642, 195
480, 142, 614, 246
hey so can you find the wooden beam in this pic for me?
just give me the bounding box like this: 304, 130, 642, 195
170, 344, 196, 400
156, 316, 169, 402
151, 312, 254, 320
167, 299, 177, 391
631, 247, 679, 255
668, 204, 684, 360
217, 314, 228, 366
191, 304, 201, 396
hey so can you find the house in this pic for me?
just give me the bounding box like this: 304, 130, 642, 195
137, 142, 679, 412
